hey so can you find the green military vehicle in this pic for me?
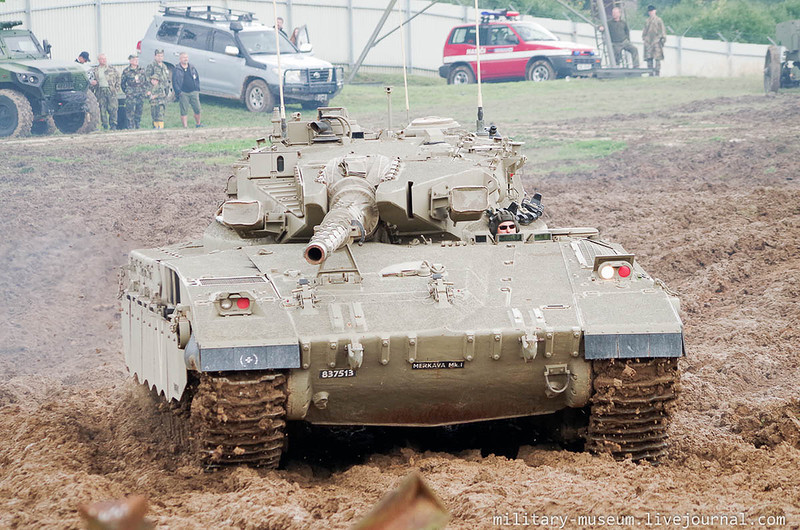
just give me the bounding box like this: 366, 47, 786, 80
0, 21, 99, 137
765, 20, 800, 93
121, 107, 684, 467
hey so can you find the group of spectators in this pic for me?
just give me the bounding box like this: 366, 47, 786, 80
75, 49, 202, 130
599, 5, 667, 76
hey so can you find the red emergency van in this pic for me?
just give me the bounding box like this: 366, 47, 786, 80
439, 11, 600, 84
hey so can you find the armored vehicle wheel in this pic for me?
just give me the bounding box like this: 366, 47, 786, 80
244, 79, 273, 112
53, 90, 99, 134
31, 116, 56, 135
0, 88, 33, 137
764, 45, 781, 94
448, 65, 475, 85
586, 358, 679, 462
191, 371, 287, 468
526, 59, 554, 82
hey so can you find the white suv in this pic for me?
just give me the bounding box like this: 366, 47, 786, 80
137, 6, 344, 111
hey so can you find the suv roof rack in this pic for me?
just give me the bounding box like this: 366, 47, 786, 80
1, 20, 24, 30
160, 5, 257, 23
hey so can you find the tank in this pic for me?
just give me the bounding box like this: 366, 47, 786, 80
121, 106, 683, 467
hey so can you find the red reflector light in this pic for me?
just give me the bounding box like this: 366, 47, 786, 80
137, 40, 142, 51
237, 297, 250, 309
618, 265, 631, 278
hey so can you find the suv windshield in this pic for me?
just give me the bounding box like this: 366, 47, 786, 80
512, 22, 557, 42
239, 30, 298, 55
3, 34, 45, 58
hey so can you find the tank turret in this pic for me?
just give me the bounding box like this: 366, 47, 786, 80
121, 106, 683, 468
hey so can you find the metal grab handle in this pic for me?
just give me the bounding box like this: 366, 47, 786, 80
544, 364, 571, 395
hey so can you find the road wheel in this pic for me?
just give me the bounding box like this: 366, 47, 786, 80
54, 90, 100, 134
526, 59, 554, 82
447, 65, 475, 85
244, 79, 273, 112
0, 89, 33, 138
31, 116, 56, 136
764, 45, 781, 94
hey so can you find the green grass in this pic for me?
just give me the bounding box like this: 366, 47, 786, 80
126, 144, 162, 153
549, 162, 599, 175
44, 156, 83, 163
331, 76, 761, 128
559, 139, 627, 159
182, 139, 257, 154
140, 75, 760, 132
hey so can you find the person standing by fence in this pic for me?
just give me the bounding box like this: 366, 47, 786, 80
172, 52, 203, 128
643, 5, 667, 76
121, 54, 147, 129
145, 49, 171, 128
599, 7, 640, 69
89, 53, 120, 130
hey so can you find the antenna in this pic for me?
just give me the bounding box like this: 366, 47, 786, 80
397, 2, 410, 124
272, 0, 287, 137
474, 0, 485, 134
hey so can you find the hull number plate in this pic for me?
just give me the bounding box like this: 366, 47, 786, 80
320, 369, 356, 379
412, 361, 465, 370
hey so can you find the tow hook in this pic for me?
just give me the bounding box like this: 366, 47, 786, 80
544, 364, 571, 396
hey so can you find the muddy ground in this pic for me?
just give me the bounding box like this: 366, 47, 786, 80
1, 91, 799, 529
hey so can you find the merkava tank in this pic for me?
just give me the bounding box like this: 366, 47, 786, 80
121, 106, 683, 468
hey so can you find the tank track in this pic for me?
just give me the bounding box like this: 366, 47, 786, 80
586, 358, 679, 461
190, 371, 288, 468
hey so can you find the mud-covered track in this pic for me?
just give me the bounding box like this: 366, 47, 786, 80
191, 372, 287, 468
586, 358, 680, 461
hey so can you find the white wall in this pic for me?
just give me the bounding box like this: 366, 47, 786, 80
0, 0, 767, 77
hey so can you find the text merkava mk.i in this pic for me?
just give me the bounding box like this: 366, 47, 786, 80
121, 106, 684, 467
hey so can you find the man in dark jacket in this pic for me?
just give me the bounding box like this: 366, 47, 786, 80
599, 7, 640, 68
172, 52, 203, 128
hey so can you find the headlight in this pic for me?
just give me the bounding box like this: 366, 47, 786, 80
220, 298, 233, 310
16, 72, 43, 86
284, 69, 304, 84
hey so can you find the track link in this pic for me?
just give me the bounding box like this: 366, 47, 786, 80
586, 358, 679, 462
191, 372, 287, 468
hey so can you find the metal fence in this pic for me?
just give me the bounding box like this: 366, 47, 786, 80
1, 0, 767, 77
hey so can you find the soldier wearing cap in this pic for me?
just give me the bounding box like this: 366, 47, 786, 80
145, 48, 171, 128
75, 51, 90, 64
89, 53, 121, 130
643, 5, 667, 76
121, 54, 147, 129
148, 73, 168, 129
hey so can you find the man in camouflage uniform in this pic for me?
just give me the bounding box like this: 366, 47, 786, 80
145, 49, 171, 128
148, 74, 168, 129
642, 5, 667, 76
89, 53, 121, 130
121, 54, 147, 129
